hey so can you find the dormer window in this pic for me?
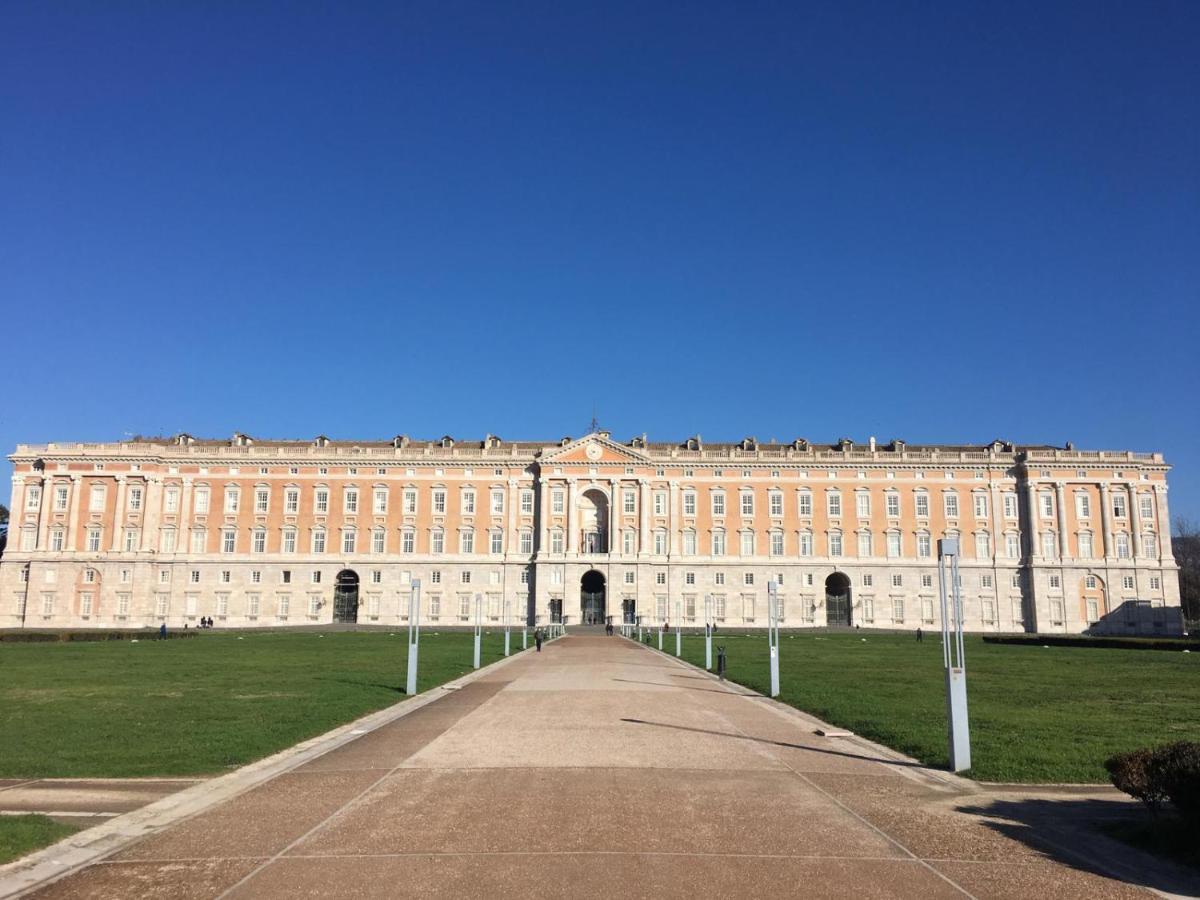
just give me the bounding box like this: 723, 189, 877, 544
440, 435, 455, 449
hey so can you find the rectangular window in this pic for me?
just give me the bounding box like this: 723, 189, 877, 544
770, 532, 784, 556
285, 488, 299, 514
981, 574, 993, 588
982, 599, 996, 624
462, 490, 475, 514
1078, 533, 1094, 558
915, 493, 929, 517
829, 532, 843, 556
128, 486, 143, 511
432, 530, 444, 554
887, 531, 901, 558
340, 529, 357, 554
344, 488, 359, 514
1049, 573, 1061, 589
490, 531, 503, 554
80, 592, 93, 617
918, 533, 932, 558
798, 492, 812, 517
974, 494, 988, 518
54, 485, 69, 511
87, 528, 102, 552
1150, 576, 1161, 590
944, 493, 959, 518
622, 490, 636, 514
855, 492, 870, 518
1006, 533, 1020, 559
520, 490, 534, 514
90, 484, 106, 511
491, 490, 504, 514
315, 489, 329, 514
377, 529, 390, 553
50, 529, 65, 551
255, 488, 269, 513
283, 529, 297, 553
555, 491, 567, 514
799, 532, 813, 556
461, 530, 474, 554
1112, 494, 1127, 518
711, 531, 726, 556
1040, 493, 1054, 518
769, 492, 783, 517
400, 530, 413, 553
551, 530, 565, 553
520, 531, 533, 554
124, 528, 139, 552
433, 490, 446, 514
975, 532, 991, 559
1076, 493, 1091, 518
224, 488, 239, 513
827, 492, 841, 517
248, 594, 261, 617
222, 529, 236, 553
857, 531, 872, 557
373, 488, 388, 514
683, 531, 697, 555
711, 492, 725, 516
740, 531, 754, 556
313, 530, 326, 553
892, 598, 904, 623
1042, 531, 1057, 559
1003, 492, 1018, 518
891, 573, 903, 588
921, 573, 933, 588
1116, 533, 1131, 559
655, 491, 668, 516
886, 493, 900, 517
252, 530, 266, 553
741, 492, 754, 516
624, 571, 635, 585
624, 530, 636, 554
863, 573, 873, 586
1139, 495, 1154, 521
1122, 575, 1135, 590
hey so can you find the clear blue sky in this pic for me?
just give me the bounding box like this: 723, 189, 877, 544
2, 2, 1198, 524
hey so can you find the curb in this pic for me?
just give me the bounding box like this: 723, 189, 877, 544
0, 642, 536, 899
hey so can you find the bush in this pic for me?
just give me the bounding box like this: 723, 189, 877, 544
1106, 748, 1167, 812
1107, 742, 1200, 820
1150, 742, 1200, 821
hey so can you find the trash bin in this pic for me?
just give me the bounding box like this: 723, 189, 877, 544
716, 645, 727, 680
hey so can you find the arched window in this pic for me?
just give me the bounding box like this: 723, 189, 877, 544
828, 530, 843, 557
683, 529, 697, 556
376, 527, 390, 554
1078, 531, 1094, 559
281, 526, 297, 554
739, 530, 755, 556
917, 530, 932, 558
886, 530, 902, 558
799, 529, 813, 557
1041, 530, 1057, 559
711, 529, 726, 556
857, 529, 873, 558
769, 530, 784, 557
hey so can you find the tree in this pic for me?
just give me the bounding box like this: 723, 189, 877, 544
0, 503, 7, 525
1174, 517, 1200, 627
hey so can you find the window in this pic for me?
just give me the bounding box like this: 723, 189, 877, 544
1150, 576, 1161, 590
862, 596, 874, 622
886, 493, 900, 518
739, 531, 755, 556
891, 573, 903, 588
431, 570, 442, 584
247, 594, 261, 617
124, 528, 140, 552
741, 492, 755, 516
855, 492, 870, 518
462, 490, 475, 514
221, 529, 236, 553
827, 491, 841, 517
433, 489, 446, 514
1116, 532, 1131, 559
683, 530, 697, 556
315, 488, 329, 514
769, 491, 783, 517
1039, 493, 1054, 518
89, 484, 106, 511
285, 488, 299, 514
312, 528, 326, 553
886, 531, 901, 558
520, 531, 533, 554
623, 529, 636, 554
656, 571, 667, 586
1112, 494, 1127, 518
224, 487, 239, 513
190, 529, 206, 553
282, 528, 297, 553
921, 573, 933, 589
975, 532, 991, 559
981, 574, 993, 589
54, 485, 69, 511
128, 486, 143, 510
555, 490, 568, 514
863, 573, 874, 586
1122, 575, 1135, 591
520, 489, 534, 514
685, 571, 696, 586
799, 531, 813, 557
1042, 531, 1057, 559
400, 529, 413, 553
490, 530, 503, 554
743, 572, 754, 587
654, 530, 667, 555
915, 492, 929, 518
50, 528, 65, 551
86, 527, 102, 552
1139, 495, 1154, 521
683, 491, 697, 516
655, 491, 668, 516
917, 532, 932, 558
1049, 574, 1061, 589
715, 572, 726, 586
798, 491, 813, 517
551, 530, 565, 554
892, 598, 904, 623
711, 530, 726, 556
770, 532, 784, 556
944, 492, 959, 518
1078, 532, 1094, 558
1005, 532, 1020, 559
973, 493, 988, 518
255, 487, 269, 513
460, 530, 475, 554
373, 488, 388, 514
461, 571, 472, 585
490, 489, 504, 514
624, 571, 635, 585
711, 491, 725, 516
857, 530, 873, 557
1144, 533, 1159, 557
311, 571, 322, 584
430, 528, 444, 554
1085, 574, 1098, 589
829, 531, 843, 557
281, 570, 292, 584
344, 488, 359, 514
377, 528, 390, 554
982, 599, 996, 624
1003, 492, 1018, 518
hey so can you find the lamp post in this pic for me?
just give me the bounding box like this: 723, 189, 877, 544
637, 614, 643, 643
406, 579, 421, 695
767, 580, 780, 697
704, 593, 713, 670
674, 600, 682, 657
473, 592, 483, 669
504, 598, 511, 657
938, 538, 971, 772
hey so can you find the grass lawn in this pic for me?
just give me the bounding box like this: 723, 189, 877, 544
0, 815, 80, 865
655, 631, 1200, 783
0, 629, 530, 778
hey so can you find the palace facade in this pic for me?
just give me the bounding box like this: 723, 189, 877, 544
0, 432, 1183, 635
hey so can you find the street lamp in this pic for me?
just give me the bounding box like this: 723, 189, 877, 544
938, 538, 971, 772
406, 579, 421, 695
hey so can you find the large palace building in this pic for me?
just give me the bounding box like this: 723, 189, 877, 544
0, 432, 1182, 635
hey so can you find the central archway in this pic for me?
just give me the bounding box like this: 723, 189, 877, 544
580, 570, 606, 625
825, 572, 852, 626
333, 570, 360, 623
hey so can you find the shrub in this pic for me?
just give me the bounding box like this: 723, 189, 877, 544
1149, 742, 1200, 821
1106, 748, 1167, 812
1107, 742, 1200, 820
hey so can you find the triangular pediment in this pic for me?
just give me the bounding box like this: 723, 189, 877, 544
540, 433, 651, 465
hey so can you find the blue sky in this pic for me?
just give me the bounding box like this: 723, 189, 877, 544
2, 2, 1198, 523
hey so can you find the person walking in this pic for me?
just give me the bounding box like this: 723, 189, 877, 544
916, 626, 923, 642
159, 622, 167, 640
535, 627, 544, 652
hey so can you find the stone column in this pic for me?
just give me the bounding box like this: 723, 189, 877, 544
669, 481, 680, 557
567, 479, 579, 554
1099, 483, 1113, 559
1024, 482, 1039, 560
507, 478, 519, 554
66, 475, 82, 551
609, 479, 619, 555
10, 478, 25, 538
1155, 485, 1171, 563
1129, 483, 1143, 557
35, 479, 51, 550
1054, 482, 1068, 559
538, 476, 550, 555
638, 479, 650, 555
141, 478, 161, 551
111, 477, 127, 551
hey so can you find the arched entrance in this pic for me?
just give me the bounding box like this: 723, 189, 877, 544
581, 570, 606, 625
577, 489, 609, 554
333, 570, 360, 623
825, 572, 852, 626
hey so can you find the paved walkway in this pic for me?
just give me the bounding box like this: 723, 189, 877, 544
0, 780, 202, 825
14, 635, 1192, 899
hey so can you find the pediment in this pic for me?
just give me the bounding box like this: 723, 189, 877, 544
540, 433, 651, 465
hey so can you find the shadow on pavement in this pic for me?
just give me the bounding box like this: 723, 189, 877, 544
956, 795, 1200, 898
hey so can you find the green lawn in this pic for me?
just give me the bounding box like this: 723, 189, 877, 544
656, 631, 1200, 783
0, 629, 529, 778
0, 815, 80, 865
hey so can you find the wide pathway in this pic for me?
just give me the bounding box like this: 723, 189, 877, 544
20, 635, 1172, 898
